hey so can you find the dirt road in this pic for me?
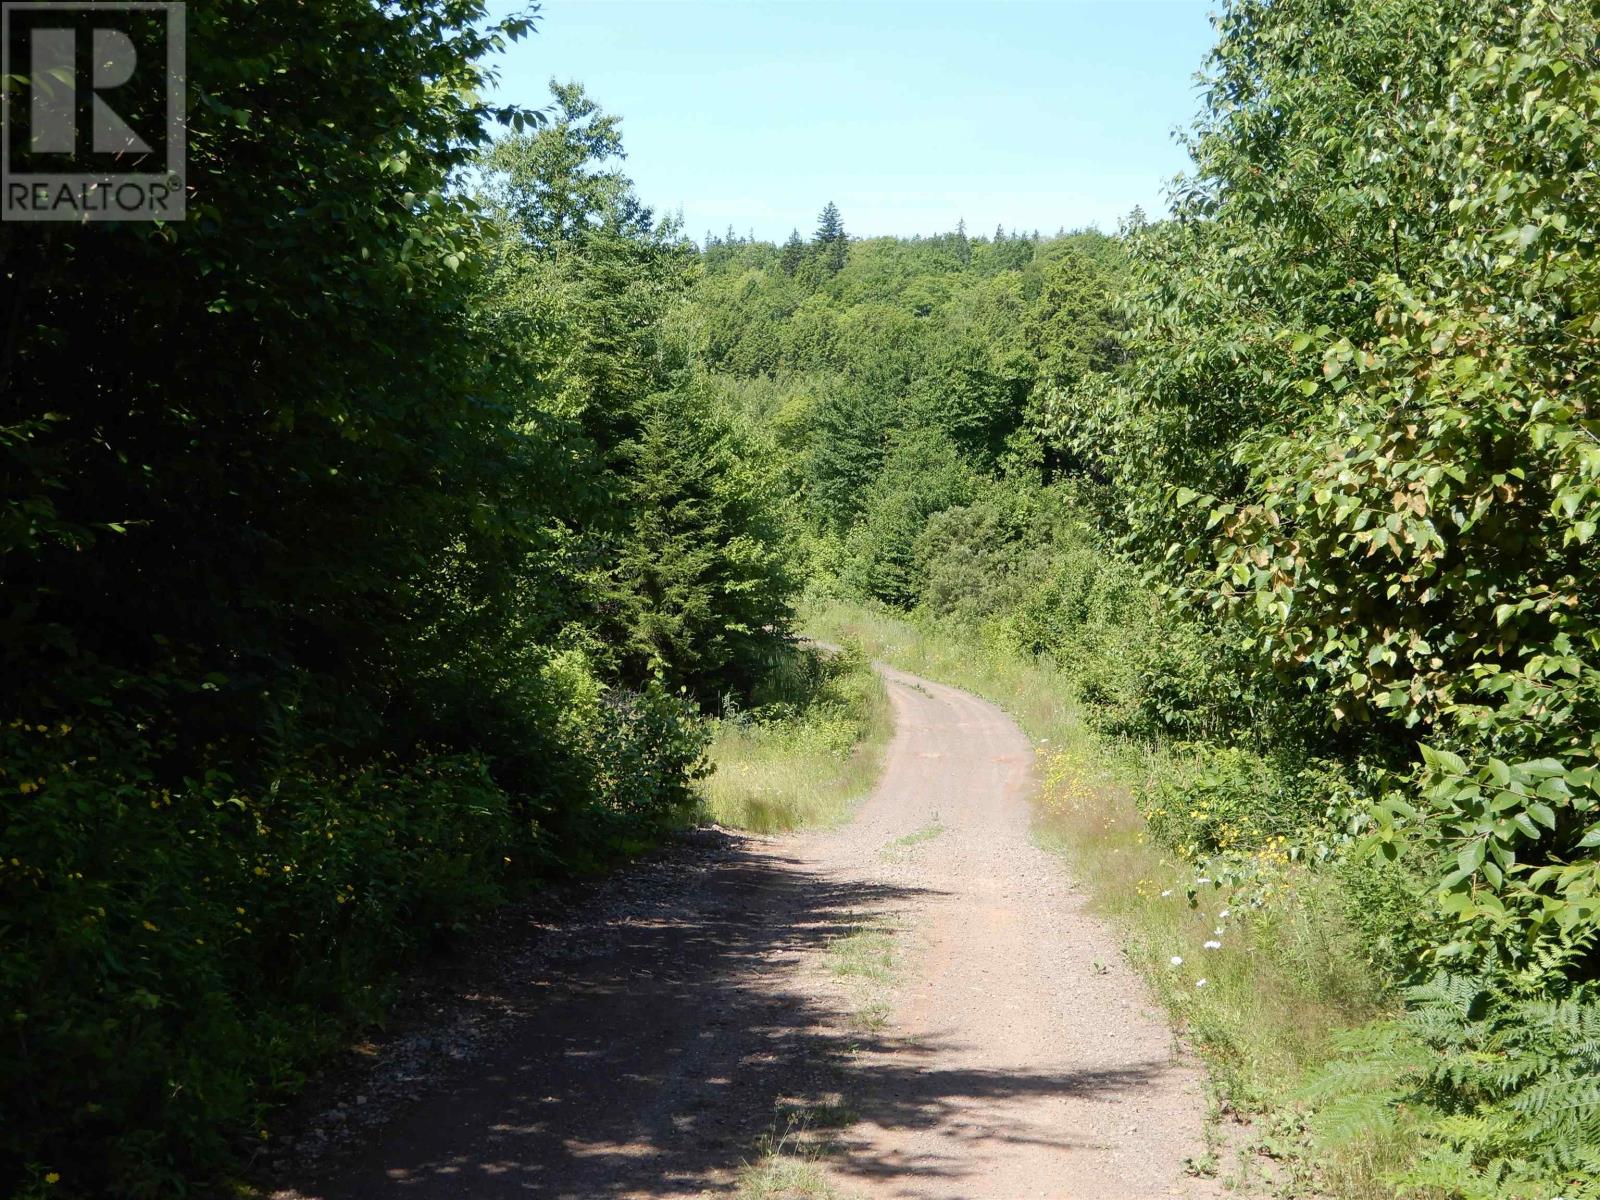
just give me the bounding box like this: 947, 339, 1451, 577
278, 665, 1213, 1199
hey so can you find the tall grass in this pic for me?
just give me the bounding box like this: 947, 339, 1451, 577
699, 641, 892, 834
803, 597, 1411, 1196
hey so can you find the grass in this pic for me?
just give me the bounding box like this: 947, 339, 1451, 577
823, 913, 898, 1033
803, 597, 1414, 1198
731, 1154, 842, 1200
726, 1099, 859, 1200
701, 641, 894, 1198
699, 642, 892, 833
881, 819, 944, 859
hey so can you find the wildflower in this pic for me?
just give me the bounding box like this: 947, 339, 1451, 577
1169, 955, 1183, 966
45, 1174, 60, 1185
1218, 908, 1230, 919
1204, 940, 1222, 950
1195, 876, 1211, 885
141, 920, 159, 932
1195, 979, 1207, 989
1160, 889, 1173, 898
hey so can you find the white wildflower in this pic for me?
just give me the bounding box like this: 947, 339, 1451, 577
1160, 889, 1173, 898
1169, 955, 1183, 966
1196, 978, 1208, 989
1204, 940, 1222, 950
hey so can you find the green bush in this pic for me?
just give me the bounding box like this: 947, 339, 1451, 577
0, 719, 516, 1199
1137, 745, 1344, 861
0, 673, 709, 1199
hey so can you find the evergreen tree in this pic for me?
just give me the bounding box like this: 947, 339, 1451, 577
807, 382, 889, 532
779, 228, 806, 275
813, 201, 849, 274
954, 218, 972, 267
611, 390, 793, 697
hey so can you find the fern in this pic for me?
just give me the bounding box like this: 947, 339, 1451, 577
1305, 974, 1600, 1198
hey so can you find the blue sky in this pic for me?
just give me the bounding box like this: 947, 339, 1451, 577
484, 1, 1219, 242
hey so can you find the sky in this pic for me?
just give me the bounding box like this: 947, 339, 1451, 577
484, 1, 1219, 243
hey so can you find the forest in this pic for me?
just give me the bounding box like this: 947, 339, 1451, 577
2, 1, 1597, 1198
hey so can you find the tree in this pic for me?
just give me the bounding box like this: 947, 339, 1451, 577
813, 201, 849, 274
611, 389, 795, 697
481, 79, 651, 252
841, 428, 974, 606
779, 228, 806, 275
806, 382, 892, 533
0, 2, 576, 1192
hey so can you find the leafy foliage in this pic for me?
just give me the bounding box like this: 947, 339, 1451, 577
0, 13, 788, 1198
1310, 977, 1600, 1198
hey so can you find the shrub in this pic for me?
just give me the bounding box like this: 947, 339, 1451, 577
1138, 745, 1345, 861
0, 671, 708, 1197
0, 719, 517, 1199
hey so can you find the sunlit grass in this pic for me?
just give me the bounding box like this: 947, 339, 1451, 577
699, 644, 892, 834
730, 1154, 841, 1200
880, 819, 943, 858
727, 1098, 858, 1200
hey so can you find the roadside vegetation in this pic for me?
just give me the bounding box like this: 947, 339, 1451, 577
1, 13, 796, 1197
700, 642, 891, 834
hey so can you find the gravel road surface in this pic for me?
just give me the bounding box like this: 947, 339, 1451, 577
275, 664, 1215, 1199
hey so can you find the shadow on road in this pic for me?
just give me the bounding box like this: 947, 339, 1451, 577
283, 829, 1166, 1199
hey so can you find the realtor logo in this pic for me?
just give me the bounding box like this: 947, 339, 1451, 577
2, 2, 186, 221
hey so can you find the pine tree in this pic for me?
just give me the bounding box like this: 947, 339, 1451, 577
779, 228, 806, 276
813, 201, 848, 274
954, 218, 971, 267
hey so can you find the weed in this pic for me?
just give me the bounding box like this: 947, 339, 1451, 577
701, 643, 891, 833
881, 819, 944, 858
